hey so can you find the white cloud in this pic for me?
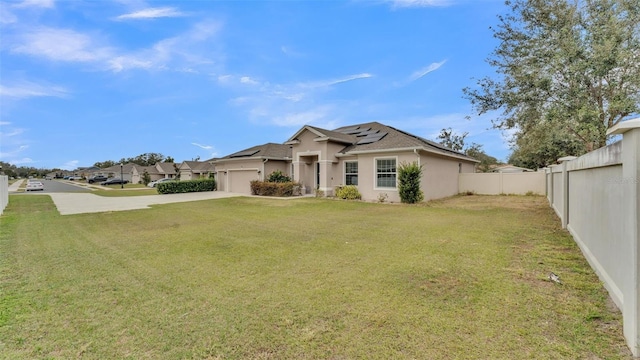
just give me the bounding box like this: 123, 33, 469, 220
0, 7, 17, 24
409, 60, 446, 81
9, 157, 34, 165
13, 0, 55, 8
390, 0, 454, 8
240, 76, 259, 86
60, 160, 79, 171
107, 20, 222, 72
115, 7, 186, 20
10, 27, 113, 62
0, 81, 69, 99
191, 142, 213, 150
272, 107, 334, 127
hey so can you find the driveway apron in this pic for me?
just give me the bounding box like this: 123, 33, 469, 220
48, 192, 243, 215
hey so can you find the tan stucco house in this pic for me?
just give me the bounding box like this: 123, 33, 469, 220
213, 122, 478, 202
178, 161, 216, 181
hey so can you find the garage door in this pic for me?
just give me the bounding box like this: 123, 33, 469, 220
228, 170, 259, 194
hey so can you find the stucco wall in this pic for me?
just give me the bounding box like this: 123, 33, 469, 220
423, 154, 473, 201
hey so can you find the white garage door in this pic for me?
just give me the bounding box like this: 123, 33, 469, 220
228, 170, 259, 194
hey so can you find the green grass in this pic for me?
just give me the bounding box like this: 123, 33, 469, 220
0, 195, 631, 359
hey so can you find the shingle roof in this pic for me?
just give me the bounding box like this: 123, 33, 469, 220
334, 122, 477, 162
156, 162, 177, 175
181, 161, 215, 172
216, 143, 292, 161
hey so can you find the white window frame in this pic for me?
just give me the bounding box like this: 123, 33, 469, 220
344, 161, 358, 186
374, 156, 398, 190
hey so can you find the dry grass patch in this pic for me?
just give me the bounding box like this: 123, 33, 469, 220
0, 195, 631, 359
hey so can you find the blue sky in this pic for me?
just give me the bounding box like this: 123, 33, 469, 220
1, 0, 509, 170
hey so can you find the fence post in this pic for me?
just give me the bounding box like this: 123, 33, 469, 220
557, 156, 576, 229
607, 119, 640, 356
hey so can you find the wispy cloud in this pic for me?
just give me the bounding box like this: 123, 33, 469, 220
13, 0, 55, 9
191, 142, 213, 150
60, 160, 79, 171
9, 27, 113, 62
0, 81, 69, 99
390, 0, 454, 8
115, 7, 186, 21
221, 72, 374, 128
5, 19, 221, 73
0, 6, 17, 24
409, 60, 446, 81
107, 20, 222, 72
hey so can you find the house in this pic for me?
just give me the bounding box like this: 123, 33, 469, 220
489, 164, 534, 173
213, 122, 478, 202
130, 162, 178, 184
178, 161, 216, 181
213, 143, 291, 194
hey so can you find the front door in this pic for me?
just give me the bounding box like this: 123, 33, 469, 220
315, 162, 320, 189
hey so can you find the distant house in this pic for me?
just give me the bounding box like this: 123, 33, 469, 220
213, 121, 478, 201
178, 161, 216, 181
490, 164, 535, 173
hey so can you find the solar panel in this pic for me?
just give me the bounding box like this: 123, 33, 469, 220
336, 126, 360, 134
355, 130, 379, 137
230, 149, 260, 158
356, 132, 387, 145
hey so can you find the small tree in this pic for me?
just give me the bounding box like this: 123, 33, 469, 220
398, 161, 424, 204
141, 170, 151, 185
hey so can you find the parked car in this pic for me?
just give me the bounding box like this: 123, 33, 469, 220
100, 178, 129, 186
44, 176, 53, 180
87, 175, 108, 184
68, 176, 83, 180
147, 178, 174, 188
26, 181, 44, 191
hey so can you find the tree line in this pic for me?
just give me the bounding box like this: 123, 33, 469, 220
464, 0, 639, 169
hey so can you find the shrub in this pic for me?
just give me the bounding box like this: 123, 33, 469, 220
377, 193, 388, 203
250, 180, 301, 197
267, 170, 292, 183
335, 185, 362, 200
157, 179, 216, 194
398, 161, 424, 204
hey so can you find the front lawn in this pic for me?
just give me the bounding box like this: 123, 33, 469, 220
0, 195, 631, 359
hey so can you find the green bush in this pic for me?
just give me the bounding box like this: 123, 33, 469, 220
157, 179, 216, 194
250, 180, 301, 197
398, 161, 424, 204
335, 185, 362, 200
267, 170, 292, 183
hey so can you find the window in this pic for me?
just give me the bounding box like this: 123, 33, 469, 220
376, 158, 396, 188
345, 161, 358, 185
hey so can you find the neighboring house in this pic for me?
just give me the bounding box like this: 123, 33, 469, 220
100, 163, 137, 182
214, 122, 478, 201
178, 161, 216, 181
129, 163, 179, 184
213, 143, 292, 194
490, 164, 535, 173
131, 165, 161, 184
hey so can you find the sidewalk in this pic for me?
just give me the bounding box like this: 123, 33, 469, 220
8, 179, 24, 192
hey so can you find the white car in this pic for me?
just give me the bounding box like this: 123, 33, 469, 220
26, 181, 45, 191
147, 178, 174, 188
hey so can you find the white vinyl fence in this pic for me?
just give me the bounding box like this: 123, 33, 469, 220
458, 172, 545, 195
546, 118, 640, 356
0, 175, 8, 215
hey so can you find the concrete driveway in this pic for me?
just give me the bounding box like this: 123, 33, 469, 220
48, 191, 244, 215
